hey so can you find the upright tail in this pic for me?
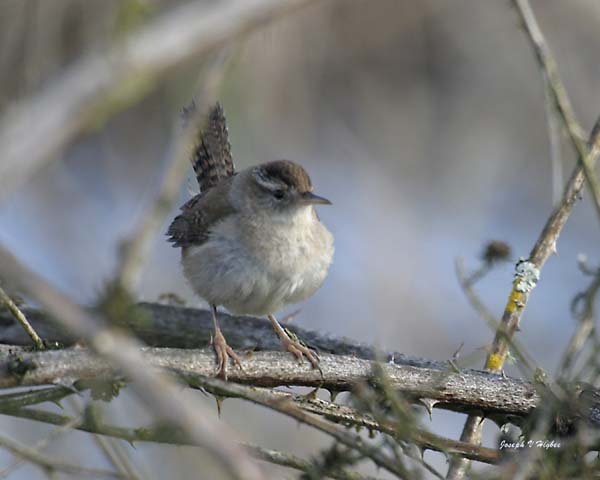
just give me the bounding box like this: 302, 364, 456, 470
183, 101, 235, 192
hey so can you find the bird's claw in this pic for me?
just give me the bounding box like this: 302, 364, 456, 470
280, 335, 320, 369
212, 329, 243, 380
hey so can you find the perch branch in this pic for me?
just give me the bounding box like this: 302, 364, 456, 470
0, 302, 453, 371
1, 304, 597, 465
3, 304, 600, 425
0, 348, 541, 418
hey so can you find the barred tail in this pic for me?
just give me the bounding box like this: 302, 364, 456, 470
183, 101, 235, 192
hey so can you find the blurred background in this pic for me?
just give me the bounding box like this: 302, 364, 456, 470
1, 0, 600, 478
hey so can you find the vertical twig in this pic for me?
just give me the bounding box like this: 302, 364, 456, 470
513, 0, 600, 221
448, 1, 600, 477
542, 70, 563, 206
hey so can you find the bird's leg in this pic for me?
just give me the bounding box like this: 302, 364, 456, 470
267, 314, 319, 368
210, 304, 242, 380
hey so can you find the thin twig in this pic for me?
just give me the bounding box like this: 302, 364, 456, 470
0, 405, 381, 480
543, 70, 563, 206
182, 374, 411, 479
0, 388, 502, 467
0, 285, 44, 349
454, 258, 536, 376
0, 386, 75, 412
244, 444, 381, 480
513, 0, 600, 221
68, 396, 143, 480
558, 270, 600, 379
0, 434, 129, 479
0, 415, 81, 478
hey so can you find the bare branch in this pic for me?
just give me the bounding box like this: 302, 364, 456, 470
0, 302, 451, 371
0, 347, 561, 422
0, 285, 44, 350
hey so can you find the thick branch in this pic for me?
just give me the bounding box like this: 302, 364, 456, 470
3, 303, 600, 426
0, 347, 551, 420
0, 302, 449, 371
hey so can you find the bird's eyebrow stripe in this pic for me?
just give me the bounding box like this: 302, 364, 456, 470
253, 168, 286, 191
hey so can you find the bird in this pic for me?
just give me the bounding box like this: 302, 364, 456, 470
167, 102, 334, 379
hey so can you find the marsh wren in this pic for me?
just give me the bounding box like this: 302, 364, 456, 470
168, 103, 334, 378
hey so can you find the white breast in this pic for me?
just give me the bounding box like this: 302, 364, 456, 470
182, 206, 334, 316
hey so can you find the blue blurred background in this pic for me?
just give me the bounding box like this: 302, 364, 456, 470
1, 0, 600, 478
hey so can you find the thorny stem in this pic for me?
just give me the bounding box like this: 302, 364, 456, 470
2, 377, 499, 473
183, 374, 412, 479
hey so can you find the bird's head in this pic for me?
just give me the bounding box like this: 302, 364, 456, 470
243, 160, 331, 215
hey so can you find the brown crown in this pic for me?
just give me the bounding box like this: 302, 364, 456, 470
260, 160, 313, 193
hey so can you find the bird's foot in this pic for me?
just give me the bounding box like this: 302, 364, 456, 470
279, 328, 320, 369
211, 328, 243, 380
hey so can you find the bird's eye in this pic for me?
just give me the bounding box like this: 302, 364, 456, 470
272, 190, 285, 200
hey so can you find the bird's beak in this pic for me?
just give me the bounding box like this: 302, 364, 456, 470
301, 192, 332, 205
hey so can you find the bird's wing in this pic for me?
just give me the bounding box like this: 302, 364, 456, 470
185, 101, 235, 192
167, 177, 236, 248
